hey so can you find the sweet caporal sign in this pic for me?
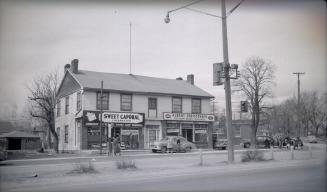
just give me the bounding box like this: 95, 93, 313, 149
101, 112, 144, 124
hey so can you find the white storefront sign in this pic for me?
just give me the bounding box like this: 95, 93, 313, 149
195, 129, 207, 134
167, 128, 180, 133
121, 129, 139, 135
101, 112, 143, 124
163, 113, 215, 122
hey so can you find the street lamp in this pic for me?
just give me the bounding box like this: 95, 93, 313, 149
164, 0, 244, 164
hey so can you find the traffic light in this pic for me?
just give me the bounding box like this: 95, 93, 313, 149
241, 101, 248, 112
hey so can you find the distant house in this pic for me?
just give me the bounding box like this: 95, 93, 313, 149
55, 59, 215, 152
0, 131, 41, 150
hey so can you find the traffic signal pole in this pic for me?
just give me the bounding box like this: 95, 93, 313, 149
221, 0, 234, 163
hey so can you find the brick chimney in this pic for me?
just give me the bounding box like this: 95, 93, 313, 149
64, 64, 70, 73
187, 74, 194, 85
71, 59, 79, 74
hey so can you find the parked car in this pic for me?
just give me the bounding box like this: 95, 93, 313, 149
214, 139, 228, 150
240, 139, 251, 148
307, 135, 318, 143
290, 137, 303, 149
256, 136, 274, 148
240, 136, 274, 148
151, 136, 196, 153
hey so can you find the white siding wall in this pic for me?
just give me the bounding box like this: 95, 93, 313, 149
55, 91, 81, 151
82, 90, 212, 117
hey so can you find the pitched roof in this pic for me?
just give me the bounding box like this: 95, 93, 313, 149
70, 70, 214, 98
0, 131, 40, 138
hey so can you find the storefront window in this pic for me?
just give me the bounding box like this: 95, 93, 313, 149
195, 124, 208, 143
166, 123, 180, 136
192, 98, 201, 114
172, 97, 182, 113
97, 92, 109, 110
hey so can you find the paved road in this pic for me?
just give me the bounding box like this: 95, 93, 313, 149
19, 160, 326, 192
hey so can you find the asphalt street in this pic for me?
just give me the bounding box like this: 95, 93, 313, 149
17, 160, 326, 192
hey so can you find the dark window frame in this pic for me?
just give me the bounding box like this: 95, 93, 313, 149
191, 98, 202, 114
148, 97, 158, 118
120, 94, 132, 111
172, 97, 182, 113
56, 100, 61, 117
65, 96, 69, 114
64, 125, 68, 143
96, 92, 109, 110
76, 92, 82, 111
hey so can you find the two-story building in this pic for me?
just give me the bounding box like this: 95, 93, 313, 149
55, 59, 215, 152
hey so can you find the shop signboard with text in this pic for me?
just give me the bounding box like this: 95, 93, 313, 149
163, 113, 215, 122
84, 111, 144, 126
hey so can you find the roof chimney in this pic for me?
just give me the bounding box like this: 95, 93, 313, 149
187, 74, 194, 85
176, 77, 183, 80
71, 59, 79, 74
64, 64, 70, 73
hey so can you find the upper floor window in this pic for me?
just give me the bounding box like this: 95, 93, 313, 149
56, 100, 61, 117
96, 92, 109, 110
76, 92, 82, 111
192, 98, 201, 114
172, 97, 182, 113
65, 96, 69, 114
121, 94, 132, 111
148, 98, 157, 110
64, 125, 69, 143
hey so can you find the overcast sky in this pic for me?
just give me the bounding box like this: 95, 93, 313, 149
0, 0, 326, 118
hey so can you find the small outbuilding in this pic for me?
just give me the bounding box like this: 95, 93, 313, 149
0, 131, 41, 150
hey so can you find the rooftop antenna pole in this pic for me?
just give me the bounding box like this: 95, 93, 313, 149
129, 22, 132, 74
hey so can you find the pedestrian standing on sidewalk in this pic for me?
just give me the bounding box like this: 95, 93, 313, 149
177, 139, 181, 153
107, 137, 113, 157
113, 136, 118, 156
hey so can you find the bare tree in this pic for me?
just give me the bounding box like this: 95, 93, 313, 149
236, 56, 275, 145
27, 71, 59, 153
307, 92, 327, 137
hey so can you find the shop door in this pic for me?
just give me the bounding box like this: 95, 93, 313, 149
182, 129, 193, 142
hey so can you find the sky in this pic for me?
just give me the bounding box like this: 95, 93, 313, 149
0, 0, 326, 119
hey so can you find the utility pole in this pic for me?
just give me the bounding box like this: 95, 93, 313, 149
221, 0, 234, 163
99, 80, 103, 155
293, 72, 305, 136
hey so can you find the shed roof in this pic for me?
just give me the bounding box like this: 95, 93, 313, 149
0, 131, 40, 138
71, 70, 213, 98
